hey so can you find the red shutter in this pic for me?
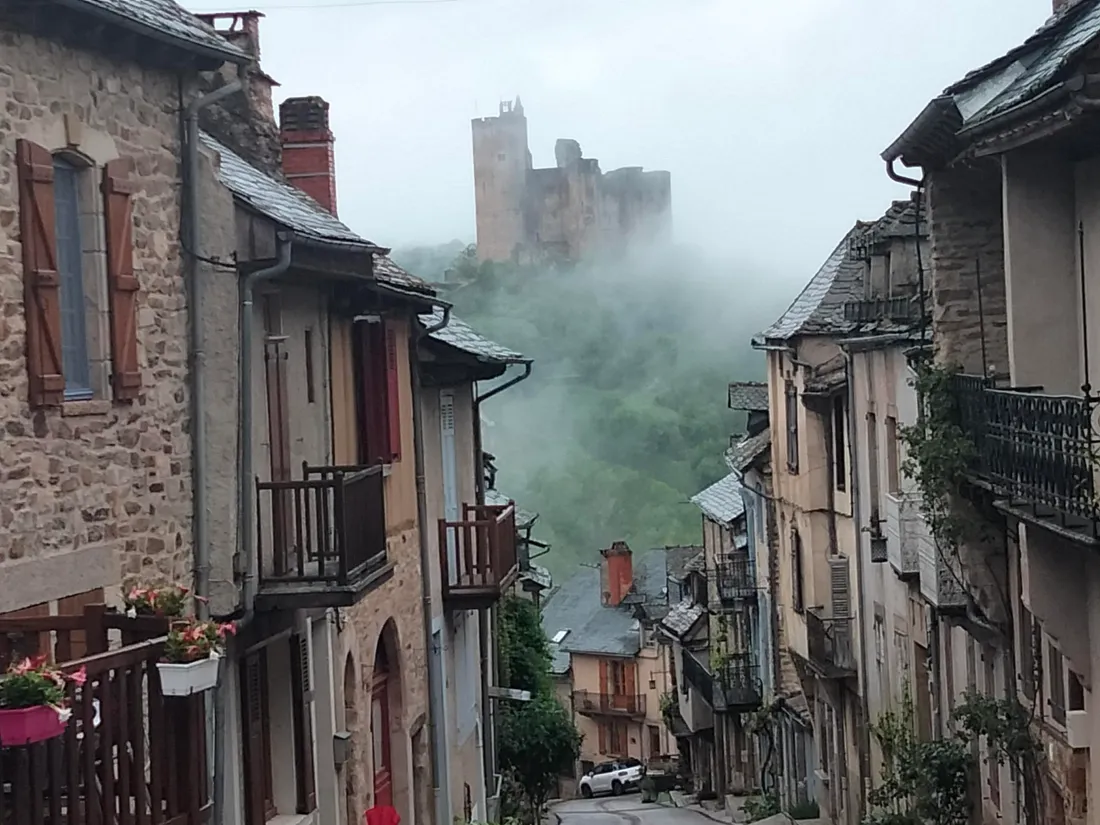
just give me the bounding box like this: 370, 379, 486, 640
17, 139, 64, 407
624, 663, 637, 711
290, 635, 317, 813
384, 321, 401, 462
599, 660, 609, 696
102, 158, 141, 400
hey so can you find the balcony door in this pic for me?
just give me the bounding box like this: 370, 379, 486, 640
262, 294, 293, 574
440, 390, 459, 585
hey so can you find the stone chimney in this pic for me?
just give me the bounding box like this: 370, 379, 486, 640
601, 541, 634, 607
1053, 0, 1082, 12
280, 97, 337, 216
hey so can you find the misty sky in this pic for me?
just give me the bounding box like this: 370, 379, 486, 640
183, 0, 1046, 281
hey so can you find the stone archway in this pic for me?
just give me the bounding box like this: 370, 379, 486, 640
343, 654, 360, 825
371, 620, 408, 821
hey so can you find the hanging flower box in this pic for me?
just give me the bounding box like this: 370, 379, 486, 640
0, 656, 86, 746
155, 617, 236, 697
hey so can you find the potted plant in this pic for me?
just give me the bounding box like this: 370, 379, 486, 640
156, 618, 235, 696
0, 655, 87, 745
123, 582, 191, 618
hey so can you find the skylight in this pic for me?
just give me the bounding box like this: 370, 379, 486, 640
551, 629, 570, 644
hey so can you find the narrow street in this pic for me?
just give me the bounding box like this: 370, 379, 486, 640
554, 798, 716, 825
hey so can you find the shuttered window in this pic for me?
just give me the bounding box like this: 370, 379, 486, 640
356, 320, 402, 464
102, 159, 141, 400
791, 528, 805, 614
290, 634, 317, 813
785, 380, 799, 473
53, 157, 92, 398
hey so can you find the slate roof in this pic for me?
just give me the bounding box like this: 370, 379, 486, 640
549, 641, 570, 676
484, 488, 538, 530
202, 132, 432, 295
665, 546, 704, 583
691, 473, 746, 525
519, 563, 552, 591
660, 599, 707, 641
728, 382, 769, 412
727, 430, 772, 474
885, 0, 1100, 160
66, 0, 248, 63
420, 309, 528, 364
541, 550, 672, 659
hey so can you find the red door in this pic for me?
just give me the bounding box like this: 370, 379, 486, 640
372, 667, 393, 807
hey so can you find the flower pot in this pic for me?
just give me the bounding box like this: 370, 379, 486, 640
156, 657, 220, 696
0, 705, 68, 746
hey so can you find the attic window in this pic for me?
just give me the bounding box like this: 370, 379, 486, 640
551, 629, 570, 644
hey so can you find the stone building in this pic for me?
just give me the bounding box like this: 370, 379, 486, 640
471, 99, 672, 263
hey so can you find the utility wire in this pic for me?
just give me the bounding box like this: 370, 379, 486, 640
187, 0, 460, 9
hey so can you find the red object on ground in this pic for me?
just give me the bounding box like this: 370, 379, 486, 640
0, 705, 67, 745
365, 805, 400, 825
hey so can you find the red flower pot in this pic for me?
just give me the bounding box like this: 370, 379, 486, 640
0, 705, 68, 746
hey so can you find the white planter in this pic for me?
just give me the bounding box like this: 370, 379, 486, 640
156, 656, 220, 696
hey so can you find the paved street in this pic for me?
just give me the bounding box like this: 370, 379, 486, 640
555, 797, 717, 825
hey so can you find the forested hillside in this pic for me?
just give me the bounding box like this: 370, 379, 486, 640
393, 243, 784, 578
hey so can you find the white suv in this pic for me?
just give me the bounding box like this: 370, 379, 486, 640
579, 759, 645, 798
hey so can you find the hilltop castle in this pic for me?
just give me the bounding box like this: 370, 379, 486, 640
471, 99, 672, 263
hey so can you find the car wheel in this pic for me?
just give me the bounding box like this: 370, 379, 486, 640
581, 785, 593, 799
611, 780, 623, 796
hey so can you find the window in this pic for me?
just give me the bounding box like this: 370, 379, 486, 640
1068, 670, 1085, 712
648, 725, 661, 758
54, 157, 92, 399
885, 416, 900, 494
792, 528, 805, 614
354, 320, 402, 464
1019, 603, 1035, 701
785, 380, 799, 473
832, 395, 846, 491
304, 328, 316, 403
609, 722, 628, 756
17, 141, 141, 407
867, 412, 881, 508
1048, 642, 1067, 726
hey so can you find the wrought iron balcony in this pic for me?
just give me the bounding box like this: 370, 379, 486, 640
715, 553, 756, 604
713, 653, 762, 712
950, 375, 1099, 538
439, 503, 519, 610
805, 608, 857, 678
255, 462, 390, 610
680, 650, 714, 708
572, 691, 646, 718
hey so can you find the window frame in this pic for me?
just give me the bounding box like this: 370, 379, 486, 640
832, 394, 846, 491
785, 380, 800, 473
791, 528, 805, 614
52, 154, 94, 400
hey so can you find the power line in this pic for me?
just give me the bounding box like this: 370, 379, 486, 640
187, 0, 460, 9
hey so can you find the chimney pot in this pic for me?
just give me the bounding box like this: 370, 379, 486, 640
601, 541, 634, 607
279, 96, 337, 215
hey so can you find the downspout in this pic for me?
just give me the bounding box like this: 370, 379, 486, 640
474, 361, 533, 795
412, 304, 452, 825
184, 78, 243, 620
842, 348, 873, 822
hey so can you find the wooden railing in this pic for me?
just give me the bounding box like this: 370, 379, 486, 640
806, 608, 857, 677
439, 503, 518, 609
572, 691, 646, 717
0, 614, 208, 825
256, 462, 387, 590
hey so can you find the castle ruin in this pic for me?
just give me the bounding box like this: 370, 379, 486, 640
471, 99, 672, 263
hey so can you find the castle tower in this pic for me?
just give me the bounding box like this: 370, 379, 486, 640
471, 98, 532, 262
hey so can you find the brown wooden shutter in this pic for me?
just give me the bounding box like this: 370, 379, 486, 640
384, 321, 402, 462
599, 659, 609, 696
240, 651, 270, 825
358, 323, 388, 464
102, 158, 141, 400
290, 634, 318, 813
17, 139, 64, 407
624, 662, 637, 710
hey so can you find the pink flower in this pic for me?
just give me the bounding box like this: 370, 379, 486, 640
68, 667, 87, 686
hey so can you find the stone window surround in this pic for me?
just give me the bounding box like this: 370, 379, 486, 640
21, 115, 123, 418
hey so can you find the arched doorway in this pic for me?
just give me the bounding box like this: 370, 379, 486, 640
369, 620, 407, 819
372, 643, 394, 807
343, 655, 359, 825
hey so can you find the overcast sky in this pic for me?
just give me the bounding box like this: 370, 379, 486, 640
183, 0, 1047, 279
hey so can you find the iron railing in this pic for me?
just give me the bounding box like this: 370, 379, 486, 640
681, 650, 714, 707
572, 691, 646, 717
806, 608, 856, 677
715, 554, 755, 603
950, 375, 1099, 535
439, 503, 518, 609
714, 653, 762, 711
256, 462, 387, 590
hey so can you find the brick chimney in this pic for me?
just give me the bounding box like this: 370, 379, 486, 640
601, 541, 634, 607
279, 97, 338, 215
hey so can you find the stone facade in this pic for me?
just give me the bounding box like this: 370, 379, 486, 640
0, 25, 193, 612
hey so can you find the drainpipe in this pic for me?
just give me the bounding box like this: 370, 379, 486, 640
183, 79, 243, 620
842, 348, 873, 821
474, 361, 533, 791
411, 304, 453, 825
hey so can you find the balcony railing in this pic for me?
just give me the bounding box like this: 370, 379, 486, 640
842, 296, 919, 324
572, 691, 646, 718
0, 612, 207, 825
255, 462, 389, 609
715, 554, 756, 604
714, 653, 763, 712
951, 375, 1099, 537
439, 503, 518, 610
806, 608, 856, 678
680, 650, 714, 708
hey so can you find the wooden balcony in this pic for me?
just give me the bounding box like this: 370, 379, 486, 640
255, 462, 392, 610
0, 610, 208, 825
439, 503, 519, 611
572, 691, 646, 719
806, 608, 857, 679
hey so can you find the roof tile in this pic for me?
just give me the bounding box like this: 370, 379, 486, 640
691, 473, 746, 525
728, 382, 769, 412
70, 0, 247, 61
420, 309, 528, 364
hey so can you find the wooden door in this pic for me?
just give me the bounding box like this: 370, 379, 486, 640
262, 294, 292, 573
372, 665, 393, 807
242, 650, 276, 825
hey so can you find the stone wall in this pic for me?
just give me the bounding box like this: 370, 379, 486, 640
0, 26, 193, 611
927, 158, 1009, 375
